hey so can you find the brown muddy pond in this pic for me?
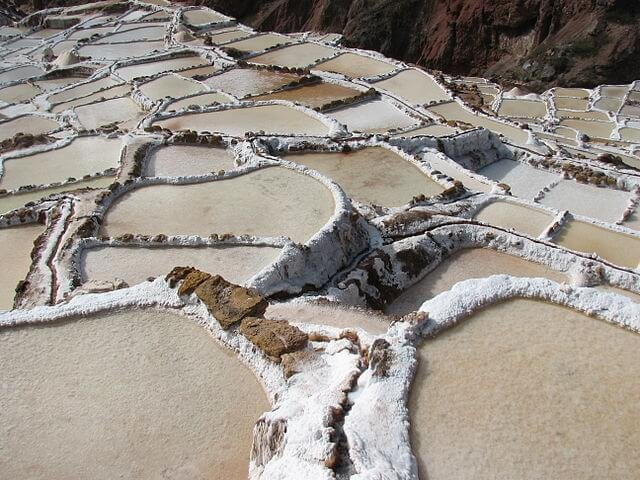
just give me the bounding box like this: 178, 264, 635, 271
101, 166, 335, 243
410, 299, 640, 480
474, 201, 553, 237
0, 309, 270, 479
285, 147, 443, 206
0, 223, 42, 310
251, 82, 360, 109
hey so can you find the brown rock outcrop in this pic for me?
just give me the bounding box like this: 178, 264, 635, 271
177, 270, 211, 296
240, 317, 309, 361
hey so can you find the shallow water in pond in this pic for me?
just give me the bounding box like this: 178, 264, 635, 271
33, 77, 85, 92
422, 152, 492, 192
138, 74, 206, 101
327, 99, 416, 133
479, 159, 559, 200
554, 220, 640, 269
82, 244, 281, 286
0, 223, 42, 310
474, 201, 553, 237
284, 147, 443, 207
540, 180, 630, 223
0, 136, 121, 191
203, 68, 299, 98
0, 115, 59, 142
497, 99, 547, 118
315, 52, 395, 78
250, 42, 337, 68
559, 119, 614, 139
601, 85, 629, 98
165, 92, 233, 110
0, 65, 44, 84
385, 248, 565, 315
593, 96, 623, 112
266, 301, 391, 335
373, 69, 449, 105
0, 83, 41, 103
0, 309, 270, 479
78, 41, 165, 60
410, 299, 640, 480
428, 101, 529, 146
398, 124, 460, 137
102, 25, 166, 42
251, 82, 360, 108
47, 76, 119, 105
0, 176, 114, 214
207, 29, 251, 45
225, 33, 292, 53
554, 97, 589, 110
51, 84, 132, 113
101, 166, 334, 243
155, 104, 329, 136
114, 55, 209, 81
554, 87, 589, 98
620, 127, 640, 143
182, 8, 225, 25
144, 145, 235, 177
74, 96, 142, 130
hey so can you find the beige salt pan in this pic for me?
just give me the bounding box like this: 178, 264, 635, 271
0, 223, 43, 310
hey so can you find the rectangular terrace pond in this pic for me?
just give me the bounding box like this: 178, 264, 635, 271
207, 29, 252, 45
410, 299, 640, 480
557, 109, 610, 122
0, 66, 44, 85
138, 74, 207, 101
0, 309, 270, 479
101, 25, 166, 42
33, 77, 86, 92
74, 96, 142, 130
553, 220, 640, 269
327, 99, 417, 134
114, 55, 209, 81
473, 200, 553, 237
182, 8, 226, 26
224, 33, 293, 53
559, 119, 614, 139
479, 159, 559, 200
78, 41, 166, 61
421, 152, 492, 193
539, 180, 630, 223
51, 84, 132, 113
165, 92, 233, 111
144, 145, 235, 177
0, 83, 41, 104
284, 147, 443, 207
593, 96, 623, 112
427, 101, 529, 146
397, 124, 460, 137
47, 76, 120, 105
620, 127, 640, 143
554, 87, 590, 98
82, 244, 281, 286
497, 99, 547, 119
0, 116, 59, 142
251, 82, 360, 108
373, 69, 450, 105
101, 166, 335, 243
155, 104, 330, 136
385, 248, 565, 315
203, 68, 300, 98
0, 136, 121, 191
0, 176, 115, 214
0, 223, 42, 310
250, 43, 337, 68
554, 97, 589, 110
315, 52, 396, 78
601, 85, 629, 98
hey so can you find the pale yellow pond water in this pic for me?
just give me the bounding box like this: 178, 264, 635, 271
75, 96, 142, 130
51, 84, 132, 113
559, 119, 614, 139
474, 201, 553, 236
252, 82, 360, 108
554, 97, 589, 110
554, 220, 640, 269
601, 85, 629, 98
554, 87, 589, 98
497, 99, 547, 118
620, 127, 640, 143
557, 109, 610, 121
82, 244, 281, 286
327, 99, 417, 133
138, 73, 206, 101
285, 147, 443, 207
385, 248, 565, 315
315, 52, 395, 78
0, 83, 41, 103
0, 223, 42, 310
166, 92, 233, 110
183, 8, 226, 25
207, 29, 251, 45
593, 96, 623, 111
0, 115, 59, 142
155, 104, 329, 136
47, 76, 119, 105
373, 68, 450, 104
102, 25, 166, 42
0, 309, 270, 479
250, 43, 337, 68
101, 166, 334, 243
399, 124, 460, 137
78, 41, 166, 61
203, 68, 299, 98
0, 136, 121, 191
225, 33, 292, 53
144, 145, 236, 176
114, 55, 209, 81
410, 299, 640, 480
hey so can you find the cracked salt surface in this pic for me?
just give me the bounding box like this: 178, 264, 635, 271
1, 2, 640, 478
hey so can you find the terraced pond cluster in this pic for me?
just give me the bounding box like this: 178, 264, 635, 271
0, 2, 639, 480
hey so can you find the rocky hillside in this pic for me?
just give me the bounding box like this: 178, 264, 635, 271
193, 0, 640, 91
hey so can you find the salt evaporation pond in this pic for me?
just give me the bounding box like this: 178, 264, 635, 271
373, 68, 450, 104
559, 119, 614, 139
554, 97, 589, 110
0, 224, 42, 310
101, 167, 334, 243
74, 96, 142, 130
82, 244, 281, 286
138, 73, 206, 101
399, 124, 460, 137
428, 101, 529, 145
315, 52, 395, 78
225, 33, 292, 53
203, 68, 299, 98
266, 301, 391, 335
155, 104, 330, 136
497, 99, 547, 119
0, 83, 41, 103
47, 76, 120, 106
385, 248, 565, 315
78, 41, 166, 61
101, 25, 166, 42
114, 55, 209, 81
474, 201, 553, 237
165, 92, 233, 110
557, 109, 609, 122
479, 159, 559, 199
207, 29, 251, 45
252, 82, 360, 108
554, 87, 589, 98
285, 147, 443, 207
421, 151, 492, 192
51, 84, 132, 113
182, 8, 226, 26
540, 180, 630, 223
0, 65, 45, 84
327, 99, 416, 133
0, 137, 121, 191
250, 43, 337, 68
410, 299, 640, 480
144, 145, 236, 177
0, 309, 269, 479
554, 220, 640, 269
0, 116, 59, 142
